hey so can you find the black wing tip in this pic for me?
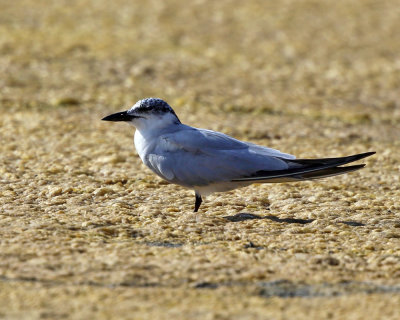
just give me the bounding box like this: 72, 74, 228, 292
291, 151, 376, 166
231, 151, 375, 183
356, 151, 376, 158
299, 163, 367, 180
344, 151, 375, 163
231, 163, 367, 182
344, 163, 366, 169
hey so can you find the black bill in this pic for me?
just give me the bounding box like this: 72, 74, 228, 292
102, 111, 137, 122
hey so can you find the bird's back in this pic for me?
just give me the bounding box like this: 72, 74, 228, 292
135, 124, 294, 188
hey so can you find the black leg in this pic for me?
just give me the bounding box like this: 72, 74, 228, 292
194, 193, 202, 212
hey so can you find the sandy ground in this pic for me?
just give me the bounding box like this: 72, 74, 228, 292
1, 0, 400, 319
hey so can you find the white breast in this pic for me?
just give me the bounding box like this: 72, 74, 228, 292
134, 130, 152, 163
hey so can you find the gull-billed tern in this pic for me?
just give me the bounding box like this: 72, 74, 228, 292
102, 98, 375, 212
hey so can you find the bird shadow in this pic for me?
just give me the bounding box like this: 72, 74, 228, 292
223, 213, 364, 227
223, 212, 314, 224
264, 215, 315, 225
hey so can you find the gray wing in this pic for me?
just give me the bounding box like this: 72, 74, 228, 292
146, 127, 294, 187
231, 152, 375, 182
162, 126, 296, 159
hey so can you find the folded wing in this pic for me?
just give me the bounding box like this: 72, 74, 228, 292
146, 125, 374, 187
231, 152, 375, 182
147, 127, 294, 187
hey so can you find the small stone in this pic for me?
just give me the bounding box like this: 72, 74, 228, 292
48, 187, 62, 196
93, 187, 114, 196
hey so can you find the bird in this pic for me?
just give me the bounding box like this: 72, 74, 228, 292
102, 98, 375, 212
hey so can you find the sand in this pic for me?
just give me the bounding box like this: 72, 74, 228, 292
1, 0, 400, 319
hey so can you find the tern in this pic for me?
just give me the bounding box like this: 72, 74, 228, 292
102, 98, 374, 212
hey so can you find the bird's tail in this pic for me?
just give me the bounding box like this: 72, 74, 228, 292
231, 151, 375, 183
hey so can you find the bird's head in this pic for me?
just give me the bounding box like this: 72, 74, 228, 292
102, 98, 181, 131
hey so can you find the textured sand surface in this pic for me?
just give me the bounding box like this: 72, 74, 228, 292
1, 0, 400, 319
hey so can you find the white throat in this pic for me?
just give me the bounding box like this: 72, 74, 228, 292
132, 113, 180, 161
130, 113, 178, 134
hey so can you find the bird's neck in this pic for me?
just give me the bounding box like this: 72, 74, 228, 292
133, 121, 182, 159
135, 121, 179, 139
